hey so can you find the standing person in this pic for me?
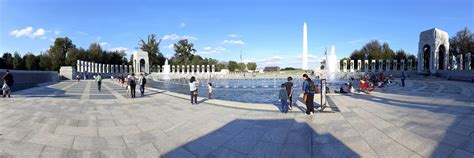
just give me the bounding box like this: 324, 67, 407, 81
207, 82, 213, 99
128, 73, 137, 98
401, 72, 406, 87
2, 70, 14, 98
189, 76, 198, 104
284, 77, 294, 110
95, 74, 102, 92
278, 84, 289, 113
138, 73, 146, 97
302, 74, 316, 115
76, 73, 80, 82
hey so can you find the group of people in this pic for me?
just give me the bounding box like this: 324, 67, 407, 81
2, 70, 14, 98
278, 74, 325, 115
358, 72, 406, 93
115, 73, 147, 98
188, 76, 213, 105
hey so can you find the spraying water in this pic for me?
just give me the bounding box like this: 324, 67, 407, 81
326, 45, 338, 81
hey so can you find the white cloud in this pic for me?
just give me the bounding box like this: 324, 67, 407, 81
256, 56, 283, 65
296, 54, 318, 63
54, 30, 60, 35
198, 46, 227, 55
10, 27, 33, 38
99, 42, 110, 47
111, 47, 128, 52
162, 34, 197, 41
179, 22, 186, 28
228, 34, 241, 38
9, 27, 58, 39
221, 40, 245, 45
166, 44, 174, 49
32, 28, 45, 37
348, 38, 364, 45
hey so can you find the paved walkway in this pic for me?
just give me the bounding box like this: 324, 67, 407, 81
0, 79, 473, 157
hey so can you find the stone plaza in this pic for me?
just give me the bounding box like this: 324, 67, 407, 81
0, 77, 473, 157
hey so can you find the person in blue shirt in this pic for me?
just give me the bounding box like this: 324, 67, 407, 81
278, 84, 289, 113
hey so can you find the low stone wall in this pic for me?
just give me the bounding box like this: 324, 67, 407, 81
436, 70, 474, 82
0, 69, 58, 92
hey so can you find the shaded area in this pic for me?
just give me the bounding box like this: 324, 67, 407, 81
163, 119, 360, 158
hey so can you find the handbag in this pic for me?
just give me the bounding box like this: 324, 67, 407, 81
2, 83, 9, 91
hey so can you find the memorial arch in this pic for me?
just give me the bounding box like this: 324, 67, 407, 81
418, 28, 449, 74
133, 51, 149, 74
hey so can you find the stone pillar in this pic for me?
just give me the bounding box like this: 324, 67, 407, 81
357, 60, 361, 72
80, 60, 84, 73
378, 60, 383, 71
459, 54, 464, 70
201, 65, 205, 74
386, 60, 391, 71
207, 65, 210, 73
393, 60, 398, 71
408, 59, 412, 71
342, 60, 347, 72
466, 53, 471, 70
76, 60, 80, 73
371, 60, 376, 72
191, 65, 194, 74
401, 59, 406, 71
212, 65, 215, 73
350, 60, 354, 72
364, 60, 369, 72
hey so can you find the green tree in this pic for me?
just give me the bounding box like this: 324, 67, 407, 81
87, 43, 103, 63
1, 52, 13, 69
49, 37, 75, 71
238, 63, 246, 71
172, 39, 196, 65
139, 34, 165, 66
394, 50, 408, 61
12, 52, 25, 70
216, 62, 226, 71
227, 60, 239, 71
449, 27, 474, 56
246, 62, 257, 71
24, 53, 39, 70
39, 53, 51, 70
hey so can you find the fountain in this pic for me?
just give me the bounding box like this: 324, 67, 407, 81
326, 45, 338, 81
161, 59, 171, 80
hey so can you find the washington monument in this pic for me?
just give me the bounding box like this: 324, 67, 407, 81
303, 22, 308, 70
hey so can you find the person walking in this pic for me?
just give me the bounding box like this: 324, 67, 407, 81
138, 73, 146, 97
401, 72, 406, 87
284, 76, 294, 110
95, 73, 102, 92
189, 76, 198, 104
207, 82, 213, 99
2, 70, 14, 98
279, 84, 289, 113
128, 73, 137, 98
302, 74, 316, 115
76, 73, 80, 82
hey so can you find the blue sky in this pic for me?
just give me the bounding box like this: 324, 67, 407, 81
1, 0, 472, 68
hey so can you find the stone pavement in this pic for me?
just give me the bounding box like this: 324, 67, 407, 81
0, 79, 473, 158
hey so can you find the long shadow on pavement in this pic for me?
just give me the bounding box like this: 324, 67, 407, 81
162, 119, 360, 158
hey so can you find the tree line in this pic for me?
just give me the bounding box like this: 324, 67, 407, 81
0, 34, 258, 72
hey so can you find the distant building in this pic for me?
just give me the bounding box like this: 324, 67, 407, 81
264, 66, 280, 72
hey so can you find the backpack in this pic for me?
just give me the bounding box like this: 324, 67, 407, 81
308, 80, 316, 93
130, 79, 136, 86
142, 77, 147, 85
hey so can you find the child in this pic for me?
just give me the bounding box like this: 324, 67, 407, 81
278, 84, 289, 113
208, 82, 213, 99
